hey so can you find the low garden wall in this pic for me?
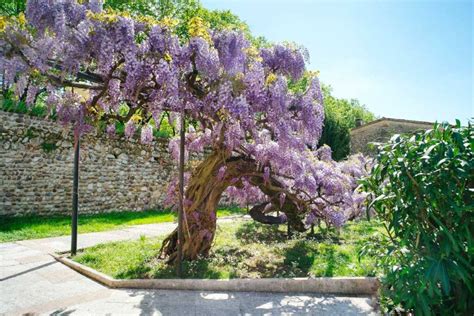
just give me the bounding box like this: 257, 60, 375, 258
0, 111, 179, 217
54, 254, 380, 295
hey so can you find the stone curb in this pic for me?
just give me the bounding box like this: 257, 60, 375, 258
52, 254, 380, 295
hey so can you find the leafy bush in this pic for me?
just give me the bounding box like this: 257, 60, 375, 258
1, 90, 48, 117
361, 121, 474, 315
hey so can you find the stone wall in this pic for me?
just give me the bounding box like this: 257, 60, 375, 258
0, 111, 178, 217
350, 118, 433, 156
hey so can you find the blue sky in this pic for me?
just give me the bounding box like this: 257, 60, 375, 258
202, 0, 473, 123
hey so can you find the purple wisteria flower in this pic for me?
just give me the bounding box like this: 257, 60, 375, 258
328, 211, 346, 228
263, 166, 270, 184
213, 31, 248, 75
140, 125, 153, 144
217, 166, 227, 181
106, 124, 116, 137
25, 85, 38, 106
124, 121, 136, 139
279, 192, 286, 208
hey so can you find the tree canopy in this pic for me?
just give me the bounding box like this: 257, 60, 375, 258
0, 0, 26, 16
0, 0, 374, 159
1, 0, 368, 262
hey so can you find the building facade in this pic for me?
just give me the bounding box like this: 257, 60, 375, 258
350, 117, 434, 155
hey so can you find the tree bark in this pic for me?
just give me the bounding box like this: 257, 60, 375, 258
160, 151, 307, 264
249, 202, 287, 225
161, 150, 233, 263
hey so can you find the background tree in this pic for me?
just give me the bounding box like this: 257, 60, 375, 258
1, 0, 368, 263
319, 85, 375, 160
0, 0, 25, 16
318, 110, 351, 161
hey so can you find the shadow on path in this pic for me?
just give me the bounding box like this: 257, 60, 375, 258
131, 289, 376, 315
0, 261, 56, 281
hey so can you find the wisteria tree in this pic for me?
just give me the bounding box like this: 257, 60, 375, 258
0, 0, 368, 262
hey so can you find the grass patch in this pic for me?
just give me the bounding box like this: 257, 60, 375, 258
73, 220, 383, 279
0, 206, 245, 242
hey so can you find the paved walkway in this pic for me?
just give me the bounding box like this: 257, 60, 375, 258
0, 219, 378, 315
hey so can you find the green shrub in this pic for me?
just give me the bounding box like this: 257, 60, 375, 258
361, 121, 473, 315
1, 90, 48, 117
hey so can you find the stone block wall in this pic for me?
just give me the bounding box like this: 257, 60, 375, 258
0, 111, 178, 217
350, 118, 433, 156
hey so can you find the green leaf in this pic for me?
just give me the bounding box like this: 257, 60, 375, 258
418, 295, 432, 316
439, 260, 451, 295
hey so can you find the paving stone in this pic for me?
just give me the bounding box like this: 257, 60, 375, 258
0, 223, 379, 315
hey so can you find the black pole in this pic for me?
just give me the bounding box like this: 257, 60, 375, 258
71, 129, 80, 256
176, 110, 185, 277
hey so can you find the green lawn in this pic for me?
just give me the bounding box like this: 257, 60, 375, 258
73, 220, 383, 279
0, 206, 245, 242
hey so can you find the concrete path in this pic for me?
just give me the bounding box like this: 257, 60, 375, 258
0, 219, 379, 315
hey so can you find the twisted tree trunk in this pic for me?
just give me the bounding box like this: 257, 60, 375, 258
161, 150, 239, 262
160, 150, 306, 264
